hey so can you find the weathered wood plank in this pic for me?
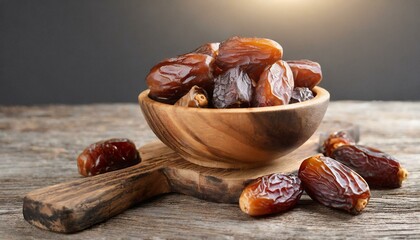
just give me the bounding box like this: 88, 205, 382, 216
1, 102, 419, 239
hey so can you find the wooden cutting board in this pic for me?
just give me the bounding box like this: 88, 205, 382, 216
22, 121, 358, 233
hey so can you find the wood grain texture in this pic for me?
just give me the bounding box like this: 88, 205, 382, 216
1, 102, 420, 239
139, 87, 329, 168
23, 159, 170, 233
23, 132, 324, 233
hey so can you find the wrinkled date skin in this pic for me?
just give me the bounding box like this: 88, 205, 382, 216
298, 155, 371, 214
77, 138, 141, 177
323, 132, 408, 188
323, 131, 356, 157
213, 67, 252, 108
252, 60, 294, 107
290, 87, 314, 103
193, 42, 220, 58
175, 85, 209, 108
215, 37, 283, 80
239, 173, 303, 217
331, 145, 408, 188
146, 53, 215, 104
287, 60, 322, 89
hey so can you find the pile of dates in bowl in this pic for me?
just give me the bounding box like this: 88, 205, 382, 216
146, 36, 322, 108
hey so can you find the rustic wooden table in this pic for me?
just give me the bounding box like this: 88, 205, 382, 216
1, 102, 419, 239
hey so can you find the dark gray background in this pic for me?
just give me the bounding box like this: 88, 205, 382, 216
1, 0, 419, 105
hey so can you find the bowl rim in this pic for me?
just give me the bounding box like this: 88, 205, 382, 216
139, 86, 329, 113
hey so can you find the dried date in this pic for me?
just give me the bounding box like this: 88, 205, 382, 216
290, 87, 314, 103
252, 60, 294, 107
212, 67, 252, 108
175, 85, 209, 108
77, 138, 141, 177
324, 132, 408, 188
216, 37, 283, 80
287, 60, 322, 89
239, 173, 303, 217
323, 131, 356, 157
298, 155, 370, 214
146, 53, 215, 104
193, 42, 220, 58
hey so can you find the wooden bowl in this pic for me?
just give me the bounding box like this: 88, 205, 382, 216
138, 87, 329, 168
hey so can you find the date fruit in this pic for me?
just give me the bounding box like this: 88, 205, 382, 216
287, 60, 322, 89
239, 173, 303, 217
77, 138, 141, 177
298, 155, 371, 214
323, 131, 356, 157
252, 60, 294, 107
175, 85, 209, 108
213, 67, 252, 108
216, 37, 283, 80
145, 37, 323, 109
146, 53, 215, 104
193, 42, 220, 58
324, 132, 408, 188
290, 87, 314, 103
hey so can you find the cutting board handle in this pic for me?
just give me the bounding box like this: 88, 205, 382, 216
23, 163, 170, 233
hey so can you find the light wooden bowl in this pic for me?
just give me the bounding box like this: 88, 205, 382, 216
139, 87, 329, 169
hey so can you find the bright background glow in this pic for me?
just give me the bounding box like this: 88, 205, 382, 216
1, 0, 420, 104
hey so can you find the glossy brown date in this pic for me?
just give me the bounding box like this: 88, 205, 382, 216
216, 37, 283, 80
290, 87, 314, 103
146, 53, 215, 104
239, 173, 303, 217
175, 85, 209, 108
193, 42, 220, 58
252, 60, 294, 107
77, 138, 141, 177
323, 132, 408, 188
287, 60, 322, 89
298, 155, 370, 214
212, 67, 252, 108
323, 131, 356, 157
